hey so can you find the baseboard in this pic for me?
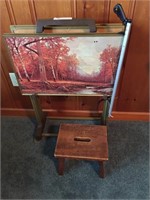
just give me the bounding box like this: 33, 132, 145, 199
1, 108, 35, 117
1, 108, 149, 121
109, 111, 149, 121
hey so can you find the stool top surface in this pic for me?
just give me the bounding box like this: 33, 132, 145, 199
55, 123, 108, 161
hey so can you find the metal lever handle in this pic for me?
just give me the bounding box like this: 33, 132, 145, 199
113, 4, 131, 25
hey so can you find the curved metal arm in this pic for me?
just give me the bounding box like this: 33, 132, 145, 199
108, 22, 132, 117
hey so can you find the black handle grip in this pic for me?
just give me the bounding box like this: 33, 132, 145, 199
113, 4, 129, 25
36, 18, 97, 33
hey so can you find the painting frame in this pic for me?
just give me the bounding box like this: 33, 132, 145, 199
4, 25, 124, 97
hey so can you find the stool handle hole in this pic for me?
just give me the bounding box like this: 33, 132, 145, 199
74, 137, 91, 142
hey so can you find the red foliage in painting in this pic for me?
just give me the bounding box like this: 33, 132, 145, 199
6, 36, 79, 83
99, 45, 121, 83
5, 36, 121, 95
58, 54, 79, 80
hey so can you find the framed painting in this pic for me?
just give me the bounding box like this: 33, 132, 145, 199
4, 32, 123, 96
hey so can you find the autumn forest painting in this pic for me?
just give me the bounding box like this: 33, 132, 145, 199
5, 35, 123, 95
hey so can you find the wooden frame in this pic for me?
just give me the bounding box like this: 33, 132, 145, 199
4, 24, 123, 97
4, 34, 123, 96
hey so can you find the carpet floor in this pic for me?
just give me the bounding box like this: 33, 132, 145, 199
1, 116, 149, 199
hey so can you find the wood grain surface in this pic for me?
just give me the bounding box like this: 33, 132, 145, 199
55, 123, 108, 160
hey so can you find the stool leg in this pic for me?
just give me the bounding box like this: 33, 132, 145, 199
58, 158, 65, 175
99, 161, 105, 178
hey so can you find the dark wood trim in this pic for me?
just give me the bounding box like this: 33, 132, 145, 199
71, 0, 77, 18
28, 0, 37, 24
5, 0, 16, 24
1, 108, 149, 121
1, 108, 34, 117
109, 111, 149, 121
103, 0, 110, 23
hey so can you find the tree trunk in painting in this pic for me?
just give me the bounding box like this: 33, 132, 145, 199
13, 58, 23, 81
18, 52, 30, 81
17, 68, 23, 80
13, 40, 30, 81
8, 38, 30, 81
50, 65, 57, 81
36, 40, 47, 82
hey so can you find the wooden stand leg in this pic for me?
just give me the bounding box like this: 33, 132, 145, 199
101, 98, 109, 125
58, 158, 65, 175
99, 161, 105, 178
30, 95, 46, 141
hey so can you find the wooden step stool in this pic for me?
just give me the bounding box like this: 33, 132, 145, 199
54, 123, 108, 178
